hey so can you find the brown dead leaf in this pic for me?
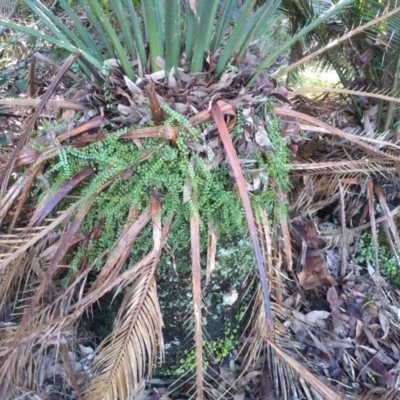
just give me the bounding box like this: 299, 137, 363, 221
378, 312, 390, 340
360, 346, 395, 365
368, 358, 396, 388
145, 82, 163, 123
327, 287, 340, 326
305, 310, 331, 327
60, 108, 75, 122
299, 256, 336, 290
360, 48, 375, 70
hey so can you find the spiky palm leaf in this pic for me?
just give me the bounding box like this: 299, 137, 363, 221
276, 0, 400, 131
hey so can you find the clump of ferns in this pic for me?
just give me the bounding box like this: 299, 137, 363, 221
36, 106, 290, 284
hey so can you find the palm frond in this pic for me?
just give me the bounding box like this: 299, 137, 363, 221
81, 274, 163, 400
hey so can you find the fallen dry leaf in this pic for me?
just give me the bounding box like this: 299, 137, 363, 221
305, 310, 331, 326
378, 312, 390, 340
299, 256, 337, 290
327, 286, 340, 326
368, 358, 396, 388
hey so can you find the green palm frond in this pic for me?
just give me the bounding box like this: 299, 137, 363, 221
0, 0, 351, 80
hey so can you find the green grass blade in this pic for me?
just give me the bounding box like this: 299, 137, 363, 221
87, 0, 136, 81
210, 0, 239, 54
236, 0, 281, 59
196, 0, 206, 17
215, 0, 257, 76
190, 0, 219, 73
235, 10, 261, 58
110, 0, 137, 59
57, 0, 103, 60
165, 0, 181, 72
248, 0, 353, 86
77, 0, 114, 58
184, 1, 196, 63
141, 0, 164, 72
0, 19, 102, 70
122, 0, 147, 68
155, 0, 165, 46
25, 0, 74, 45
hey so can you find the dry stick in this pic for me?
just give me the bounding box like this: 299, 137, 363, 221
339, 182, 347, 277
206, 223, 217, 286
33, 52, 81, 82
367, 181, 380, 279
189, 190, 204, 399
290, 159, 396, 172
0, 98, 86, 110
275, 4, 400, 78
375, 185, 400, 254
290, 87, 400, 105
211, 103, 274, 331
351, 205, 400, 232
274, 108, 400, 163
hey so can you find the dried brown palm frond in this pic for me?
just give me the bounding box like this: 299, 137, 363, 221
250, 212, 400, 399
79, 198, 169, 397
4, 4, 400, 396
0, 199, 171, 398
81, 268, 163, 400
236, 245, 346, 399
277, 100, 400, 228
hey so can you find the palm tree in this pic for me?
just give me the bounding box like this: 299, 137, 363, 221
2, 1, 400, 399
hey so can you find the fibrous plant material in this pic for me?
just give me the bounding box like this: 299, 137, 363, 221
0, 55, 295, 398
2, 0, 400, 399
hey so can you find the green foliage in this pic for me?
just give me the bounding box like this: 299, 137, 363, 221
248, 0, 353, 86
252, 104, 291, 220
0, 0, 352, 81
36, 103, 290, 288
173, 325, 238, 375
171, 291, 252, 375
356, 232, 400, 287
38, 123, 239, 275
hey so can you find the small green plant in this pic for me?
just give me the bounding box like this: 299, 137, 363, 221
169, 290, 253, 376
208, 322, 238, 362
356, 232, 400, 286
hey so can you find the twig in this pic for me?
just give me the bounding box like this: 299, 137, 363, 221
339, 182, 347, 277
0, 49, 52, 78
